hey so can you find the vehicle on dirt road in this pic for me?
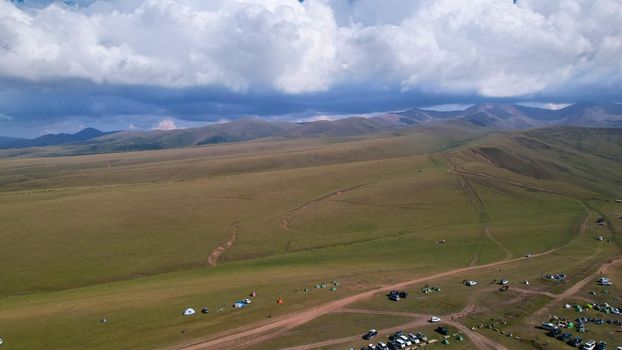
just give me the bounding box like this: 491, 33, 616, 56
363, 329, 378, 340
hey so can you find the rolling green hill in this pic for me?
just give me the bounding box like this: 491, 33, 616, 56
0, 124, 620, 350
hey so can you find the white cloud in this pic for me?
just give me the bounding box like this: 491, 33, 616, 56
0, 113, 13, 121
152, 118, 178, 130
0, 0, 621, 97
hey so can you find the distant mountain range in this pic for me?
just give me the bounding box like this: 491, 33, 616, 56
0, 128, 118, 149
1, 102, 621, 155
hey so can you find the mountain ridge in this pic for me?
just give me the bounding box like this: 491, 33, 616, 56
1, 102, 621, 155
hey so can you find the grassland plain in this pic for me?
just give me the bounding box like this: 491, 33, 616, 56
0, 125, 620, 350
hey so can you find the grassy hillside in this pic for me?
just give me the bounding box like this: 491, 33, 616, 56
453, 127, 622, 197
0, 125, 620, 350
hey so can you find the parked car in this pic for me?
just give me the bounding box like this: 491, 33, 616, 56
436, 326, 449, 336
398, 335, 411, 346
415, 332, 428, 342
389, 294, 400, 301
583, 340, 596, 350
557, 333, 573, 342
546, 328, 562, 337
430, 316, 441, 323
201, 307, 209, 314
387, 341, 402, 350
377, 342, 389, 350
393, 338, 406, 349
541, 322, 558, 331
596, 341, 607, 350
407, 333, 420, 344
568, 337, 582, 347
366, 344, 378, 350
363, 329, 378, 340
398, 291, 408, 298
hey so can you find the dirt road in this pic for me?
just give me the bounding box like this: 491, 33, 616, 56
170, 242, 575, 350
206, 234, 237, 267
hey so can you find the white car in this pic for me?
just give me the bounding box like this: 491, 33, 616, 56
398, 335, 412, 346
541, 322, 557, 331
393, 338, 406, 349
430, 316, 441, 323
583, 340, 596, 350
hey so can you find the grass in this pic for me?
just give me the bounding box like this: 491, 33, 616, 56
0, 125, 621, 349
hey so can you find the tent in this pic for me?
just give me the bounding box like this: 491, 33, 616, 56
250, 291, 256, 297
441, 339, 450, 345
456, 335, 465, 342
330, 287, 337, 291
183, 308, 196, 316
277, 298, 284, 304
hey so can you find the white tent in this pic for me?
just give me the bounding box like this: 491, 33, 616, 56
183, 308, 196, 316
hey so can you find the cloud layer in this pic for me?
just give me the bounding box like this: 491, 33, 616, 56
1, 0, 621, 136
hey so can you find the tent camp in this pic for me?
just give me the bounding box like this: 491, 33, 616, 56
183, 308, 196, 316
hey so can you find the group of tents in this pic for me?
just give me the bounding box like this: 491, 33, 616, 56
313, 280, 339, 292
183, 291, 260, 316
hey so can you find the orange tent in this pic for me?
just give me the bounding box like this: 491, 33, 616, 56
276, 298, 283, 304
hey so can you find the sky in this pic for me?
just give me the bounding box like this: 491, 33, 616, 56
1, 0, 621, 138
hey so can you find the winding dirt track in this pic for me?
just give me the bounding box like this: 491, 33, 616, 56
206, 234, 237, 267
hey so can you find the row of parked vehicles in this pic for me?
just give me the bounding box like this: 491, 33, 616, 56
362, 330, 428, 350
541, 323, 619, 349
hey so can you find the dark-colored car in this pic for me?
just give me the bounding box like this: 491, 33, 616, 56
363, 329, 378, 340
546, 328, 562, 337
386, 341, 400, 350
415, 332, 428, 342
435, 326, 449, 336
201, 307, 209, 314
556, 333, 572, 342
595, 341, 607, 350
398, 291, 408, 298
567, 336, 582, 347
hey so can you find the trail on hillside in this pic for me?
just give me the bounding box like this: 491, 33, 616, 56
286, 184, 368, 215
485, 225, 513, 260
206, 234, 237, 267
281, 184, 367, 232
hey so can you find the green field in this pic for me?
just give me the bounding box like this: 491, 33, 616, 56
0, 125, 621, 349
